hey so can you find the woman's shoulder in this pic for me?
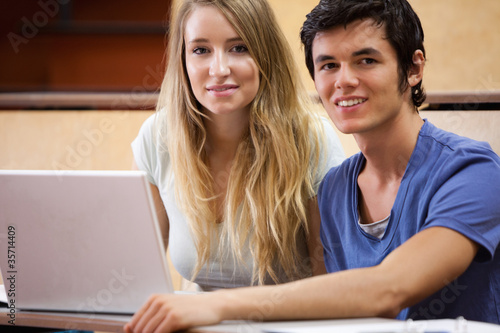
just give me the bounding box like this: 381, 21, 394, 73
131, 111, 171, 185
136, 112, 168, 147
139, 112, 160, 134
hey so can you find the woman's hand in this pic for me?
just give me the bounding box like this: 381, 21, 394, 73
124, 293, 224, 333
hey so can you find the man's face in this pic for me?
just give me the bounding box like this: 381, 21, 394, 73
312, 19, 410, 135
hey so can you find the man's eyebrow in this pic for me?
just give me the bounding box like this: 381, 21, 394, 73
352, 47, 381, 57
314, 54, 336, 65
314, 47, 381, 65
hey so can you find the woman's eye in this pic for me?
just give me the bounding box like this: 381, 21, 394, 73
231, 44, 248, 53
193, 47, 209, 55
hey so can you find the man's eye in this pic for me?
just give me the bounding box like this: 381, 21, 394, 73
362, 58, 376, 65
321, 63, 338, 70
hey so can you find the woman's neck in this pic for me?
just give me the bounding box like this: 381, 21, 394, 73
203, 111, 250, 159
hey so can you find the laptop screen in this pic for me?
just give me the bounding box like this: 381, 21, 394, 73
0, 170, 173, 314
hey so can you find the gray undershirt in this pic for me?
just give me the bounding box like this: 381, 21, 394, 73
358, 214, 390, 239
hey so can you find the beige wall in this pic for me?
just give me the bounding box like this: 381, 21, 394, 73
414, 0, 500, 92
0, 110, 152, 171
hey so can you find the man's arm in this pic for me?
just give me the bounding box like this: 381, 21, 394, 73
125, 226, 478, 332
221, 226, 478, 319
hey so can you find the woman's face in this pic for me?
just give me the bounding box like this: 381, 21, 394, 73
184, 6, 260, 119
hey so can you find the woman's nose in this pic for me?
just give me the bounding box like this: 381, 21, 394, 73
209, 52, 230, 77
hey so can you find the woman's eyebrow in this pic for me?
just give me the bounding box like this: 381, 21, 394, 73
187, 37, 244, 45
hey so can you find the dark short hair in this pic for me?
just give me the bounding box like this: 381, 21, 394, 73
301, 0, 426, 108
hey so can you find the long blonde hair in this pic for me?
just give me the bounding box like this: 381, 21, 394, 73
156, 0, 324, 284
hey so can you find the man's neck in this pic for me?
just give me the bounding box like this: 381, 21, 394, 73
355, 110, 424, 224
354, 111, 424, 182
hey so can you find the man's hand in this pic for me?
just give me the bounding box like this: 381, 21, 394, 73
124, 293, 224, 333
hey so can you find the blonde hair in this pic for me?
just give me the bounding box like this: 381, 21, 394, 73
156, 0, 324, 284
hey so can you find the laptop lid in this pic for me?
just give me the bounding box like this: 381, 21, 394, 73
0, 170, 173, 314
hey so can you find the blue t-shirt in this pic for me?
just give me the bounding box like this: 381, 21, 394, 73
318, 120, 500, 323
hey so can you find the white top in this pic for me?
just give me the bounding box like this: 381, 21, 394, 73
131, 113, 345, 290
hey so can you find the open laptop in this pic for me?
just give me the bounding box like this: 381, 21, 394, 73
0, 170, 173, 314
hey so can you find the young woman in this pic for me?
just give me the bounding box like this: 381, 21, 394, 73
131, 0, 344, 291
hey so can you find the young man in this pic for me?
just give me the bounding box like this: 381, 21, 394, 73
125, 1, 500, 332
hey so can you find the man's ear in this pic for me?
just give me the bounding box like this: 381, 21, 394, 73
408, 50, 425, 87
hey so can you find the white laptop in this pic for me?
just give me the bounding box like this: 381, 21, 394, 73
0, 170, 173, 314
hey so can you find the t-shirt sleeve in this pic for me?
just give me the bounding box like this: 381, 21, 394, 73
313, 117, 346, 193
131, 114, 159, 186
423, 147, 500, 262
